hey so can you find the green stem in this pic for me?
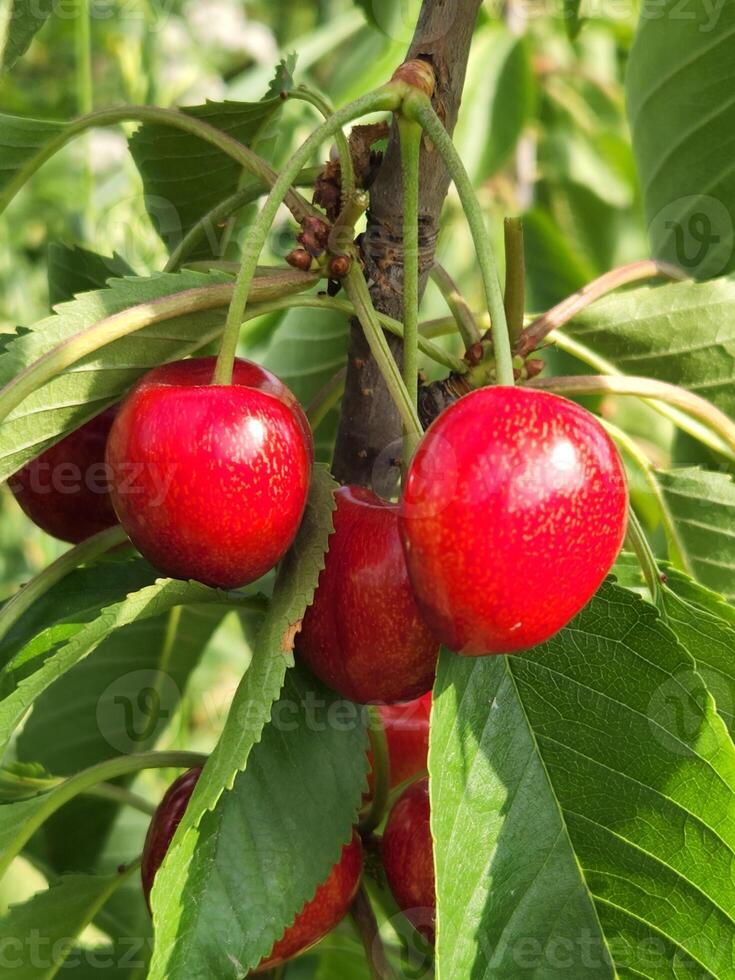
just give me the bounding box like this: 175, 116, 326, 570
600, 419, 690, 576
85, 782, 157, 817
75, 0, 93, 231
625, 507, 665, 611
344, 264, 423, 441
359, 707, 391, 835
407, 95, 515, 387
212, 86, 401, 386
398, 116, 422, 468
0, 272, 317, 428
306, 368, 347, 432
503, 217, 525, 344
0, 525, 129, 646
164, 167, 323, 273
289, 85, 356, 205
430, 263, 481, 349
0, 105, 317, 224
526, 374, 735, 458
0, 751, 208, 879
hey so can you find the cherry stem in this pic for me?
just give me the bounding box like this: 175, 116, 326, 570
0, 273, 318, 430
503, 217, 526, 344
212, 86, 402, 387
0, 104, 318, 225
398, 116, 423, 468
526, 374, 735, 457
286, 84, 356, 206
405, 94, 515, 387
0, 286, 462, 441
360, 707, 391, 836
344, 263, 424, 443
515, 259, 687, 357
306, 368, 347, 432
0, 524, 130, 647
0, 750, 208, 880
350, 885, 398, 980
85, 782, 157, 817
625, 507, 665, 611
430, 263, 481, 349
164, 167, 323, 273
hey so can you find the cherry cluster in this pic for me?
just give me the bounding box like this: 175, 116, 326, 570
9, 353, 627, 967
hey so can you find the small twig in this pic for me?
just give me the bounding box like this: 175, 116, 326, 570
516, 259, 687, 357
359, 707, 391, 835
429, 263, 481, 349
625, 508, 665, 612
350, 885, 398, 980
503, 217, 526, 344
85, 783, 157, 817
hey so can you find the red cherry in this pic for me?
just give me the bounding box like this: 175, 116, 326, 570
141, 767, 363, 972
106, 357, 312, 589
366, 693, 431, 798
295, 485, 438, 704
382, 776, 435, 943
141, 766, 202, 911
399, 387, 628, 655
8, 406, 118, 543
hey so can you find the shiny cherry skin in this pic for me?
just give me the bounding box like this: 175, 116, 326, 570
399, 387, 628, 655
382, 776, 435, 943
141, 767, 363, 972
367, 693, 431, 798
8, 406, 118, 543
295, 485, 438, 704
106, 357, 312, 589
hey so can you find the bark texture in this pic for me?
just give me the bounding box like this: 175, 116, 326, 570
331, 0, 482, 491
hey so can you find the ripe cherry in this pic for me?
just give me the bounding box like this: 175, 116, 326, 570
295, 485, 438, 704
367, 693, 431, 798
106, 357, 312, 589
382, 776, 435, 943
141, 767, 363, 972
399, 387, 628, 655
8, 406, 119, 544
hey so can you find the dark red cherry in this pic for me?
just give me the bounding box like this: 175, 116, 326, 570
106, 357, 312, 589
367, 693, 431, 798
141, 767, 363, 972
399, 387, 628, 654
382, 776, 435, 943
8, 406, 118, 543
295, 485, 438, 704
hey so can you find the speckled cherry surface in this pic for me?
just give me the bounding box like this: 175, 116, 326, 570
382, 776, 435, 943
399, 387, 628, 655
106, 357, 312, 589
367, 693, 432, 798
141, 765, 201, 911
9, 406, 119, 543
295, 485, 438, 704
255, 831, 363, 973
142, 769, 362, 971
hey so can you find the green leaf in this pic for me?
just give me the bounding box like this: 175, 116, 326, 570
523, 207, 593, 311
148, 465, 338, 978
453, 26, 535, 183
656, 467, 735, 601
0, 868, 136, 979
0, 573, 249, 753
47, 244, 135, 308
0, 113, 66, 193
0, 268, 233, 481
564, 0, 583, 39
566, 275, 735, 419
128, 99, 282, 259
431, 583, 735, 977
0, 0, 54, 72
627, 0, 735, 279
17, 605, 226, 872
149, 667, 368, 979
